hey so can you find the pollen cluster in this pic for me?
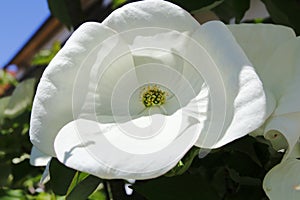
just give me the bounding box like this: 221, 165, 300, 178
141, 85, 167, 107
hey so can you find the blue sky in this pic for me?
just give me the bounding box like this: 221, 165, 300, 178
0, 1, 50, 68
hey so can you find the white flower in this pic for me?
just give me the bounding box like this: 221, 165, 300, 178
228, 23, 300, 199
30, 0, 266, 180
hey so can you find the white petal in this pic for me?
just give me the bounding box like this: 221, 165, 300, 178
30, 146, 51, 166
80, 36, 138, 121
40, 162, 50, 184
266, 37, 300, 115
30, 22, 120, 156
123, 28, 205, 113
289, 142, 300, 159
229, 24, 300, 153
191, 21, 267, 148
228, 24, 297, 116
102, 0, 199, 32
103, 0, 206, 113
263, 159, 300, 200
264, 113, 300, 159
228, 23, 295, 76
54, 109, 202, 180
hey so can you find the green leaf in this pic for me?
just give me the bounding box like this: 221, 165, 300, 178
49, 158, 76, 196
0, 162, 11, 187
31, 42, 61, 66
165, 147, 200, 177
191, 0, 224, 14
88, 190, 106, 200
210, 167, 227, 197
66, 171, 89, 195
225, 151, 262, 178
11, 158, 40, 185
66, 175, 102, 200
224, 136, 262, 167
0, 189, 26, 200
227, 168, 261, 186
0, 70, 17, 86
224, 185, 266, 200
261, 0, 300, 35
0, 97, 10, 123
134, 174, 219, 200
213, 0, 250, 23
112, 0, 127, 9
253, 136, 283, 171
4, 79, 35, 119
170, 0, 222, 12
47, 0, 84, 29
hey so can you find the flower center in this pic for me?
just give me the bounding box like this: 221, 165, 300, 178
141, 85, 167, 108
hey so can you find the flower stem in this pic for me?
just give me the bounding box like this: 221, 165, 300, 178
103, 180, 113, 200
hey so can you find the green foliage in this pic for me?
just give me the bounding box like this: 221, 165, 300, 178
213, 0, 250, 23
165, 147, 200, 177
31, 42, 61, 66
170, 0, 223, 12
47, 0, 84, 29
261, 0, 300, 35
0, 97, 10, 124
134, 173, 220, 200
169, 0, 250, 23
49, 159, 105, 199
134, 136, 282, 199
66, 175, 102, 200
4, 79, 35, 119
0, 78, 50, 200
49, 158, 77, 196
112, 0, 127, 9
0, 70, 17, 87
0, 189, 27, 200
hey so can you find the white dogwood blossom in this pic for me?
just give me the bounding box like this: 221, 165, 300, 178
29, 0, 266, 179
229, 23, 300, 200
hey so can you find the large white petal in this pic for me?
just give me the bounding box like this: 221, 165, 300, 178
102, 0, 205, 115
191, 21, 267, 148
29, 22, 132, 156
266, 37, 300, 115
264, 113, 300, 159
228, 24, 296, 117
54, 109, 202, 179
263, 158, 300, 200
229, 24, 300, 155
123, 28, 205, 114
228, 23, 295, 76
102, 0, 199, 33
29, 146, 51, 166
79, 35, 139, 121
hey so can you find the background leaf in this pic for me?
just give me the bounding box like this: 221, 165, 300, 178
49, 158, 77, 196
66, 175, 102, 200
261, 0, 300, 35
213, 0, 250, 23
134, 174, 220, 200
165, 147, 200, 177
31, 42, 61, 66
112, 0, 127, 9
0, 70, 17, 87
4, 79, 35, 119
170, 0, 223, 12
47, 0, 84, 29
0, 97, 10, 123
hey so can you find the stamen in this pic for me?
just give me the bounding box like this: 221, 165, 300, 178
141, 85, 167, 108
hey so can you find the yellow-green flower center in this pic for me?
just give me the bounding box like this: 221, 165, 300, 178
141, 85, 167, 108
